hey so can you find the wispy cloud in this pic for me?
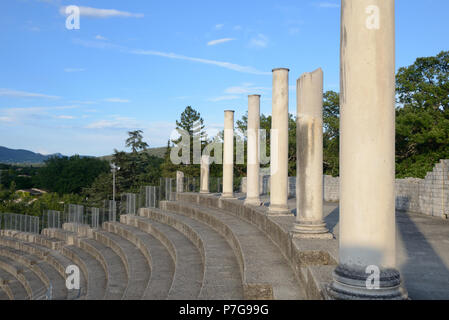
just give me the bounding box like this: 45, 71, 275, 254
95, 35, 108, 40
130, 49, 269, 75
215, 24, 224, 30
207, 38, 235, 46
55, 115, 76, 119
208, 95, 240, 102
249, 34, 269, 48
64, 68, 86, 72
0, 88, 59, 99
317, 2, 340, 8
103, 98, 130, 103
224, 84, 270, 94
60, 6, 144, 18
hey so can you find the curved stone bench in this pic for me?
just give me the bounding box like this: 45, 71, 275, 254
107, 221, 174, 299
141, 207, 243, 299
122, 214, 202, 299
161, 199, 304, 300
41, 229, 107, 300
0, 268, 28, 300
0, 278, 13, 300
0, 255, 33, 299
45, 227, 127, 300
176, 193, 338, 299
0, 234, 81, 300
94, 226, 151, 299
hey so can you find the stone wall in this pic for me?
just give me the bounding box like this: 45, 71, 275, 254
240, 160, 449, 218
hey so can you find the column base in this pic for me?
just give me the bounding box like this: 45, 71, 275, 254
220, 192, 236, 199
200, 190, 210, 194
327, 264, 407, 300
268, 204, 291, 216
244, 197, 262, 206
291, 222, 333, 239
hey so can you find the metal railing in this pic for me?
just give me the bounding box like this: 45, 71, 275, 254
0, 213, 39, 234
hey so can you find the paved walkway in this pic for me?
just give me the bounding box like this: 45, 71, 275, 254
240, 193, 449, 300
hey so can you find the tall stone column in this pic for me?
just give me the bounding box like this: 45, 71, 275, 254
176, 171, 184, 193
221, 110, 235, 198
245, 95, 261, 206
328, 0, 405, 299
200, 155, 210, 194
269, 68, 290, 215
292, 68, 332, 239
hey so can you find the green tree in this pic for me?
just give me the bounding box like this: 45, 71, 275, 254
395, 50, 449, 178
323, 91, 340, 176
126, 130, 149, 153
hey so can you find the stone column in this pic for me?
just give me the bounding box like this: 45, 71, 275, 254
245, 95, 261, 206
328, 0, 405, 299
269, 68, 290, 215
292, 68, 332, 239
221, 110, 235, 198
200, 155, 210, 194
176, 171, 184, 193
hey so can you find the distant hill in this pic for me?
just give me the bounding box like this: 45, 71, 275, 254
98, 147, 167, 161
0, 146, 64, 164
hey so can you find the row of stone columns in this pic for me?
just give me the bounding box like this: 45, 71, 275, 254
198, 0, 403, 299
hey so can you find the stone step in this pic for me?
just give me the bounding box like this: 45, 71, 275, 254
0, 254, 34, 299
0, 245, 67, 300
109, 221, 174, 299
0, 268, 28, 300
0, 280, 12, 300
95, 225, 151, 300
82, 237, 128, 300
43, 227, 127, 300
123, 215, 203, 300
59, 244, 107, 300
162, 200, 305, 300
0, 235, 81, 300
0, 277, 13, 300
142, 208, 243, 299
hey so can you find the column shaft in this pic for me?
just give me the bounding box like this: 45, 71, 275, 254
200, 155, 210, 194
293, 68, 331, 239
329, 0, 405, 299
245, 95, 261, 205
269, 68, 290, 214
222, 110, 235, 198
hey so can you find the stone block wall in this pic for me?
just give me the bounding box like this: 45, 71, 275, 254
239, 160, 449, 218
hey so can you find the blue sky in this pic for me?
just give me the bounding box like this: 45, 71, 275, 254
0, 0, 448, 156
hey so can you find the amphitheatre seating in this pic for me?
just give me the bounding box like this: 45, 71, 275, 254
104, 221, 174, 299
0, 191, 324, 300
122, 214, 204, 299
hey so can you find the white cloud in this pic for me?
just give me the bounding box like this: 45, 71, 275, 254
103, 98, 130, 103
130, 49, 269, 75
60, 6, 144, 18
95, 35, 108, 40
233, 25, 242, 31
317, 2, 340, 8
207, 38, 235, 46
215, 24, 224, 30
0, 116, 13, 122
0, 88, 59, 99
249, 34, 269, 48
56, 115, 76, 119
208, 95, 240, 102
224, 84, 270, 95
64, 68, 86, 72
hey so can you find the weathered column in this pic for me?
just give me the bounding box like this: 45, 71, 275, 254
269, 68, 290, 214
176, 171, 184, 193
200, 155, 210, 194
221, 110, 235, 198
245, 95, 261, 206
292, 68, 332, 239
328, 0, 405, 299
